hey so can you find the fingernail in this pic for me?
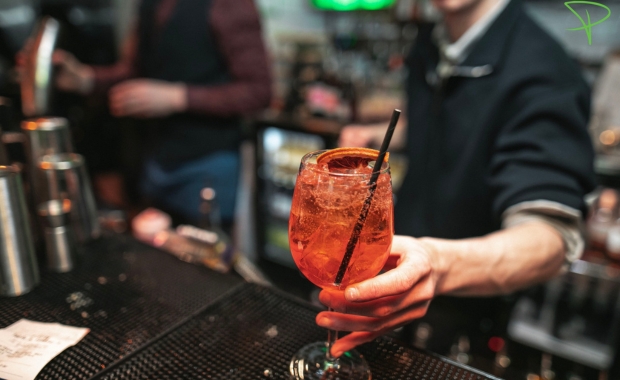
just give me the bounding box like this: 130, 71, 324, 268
318, 317, 330, 327
346, 287, 359, 301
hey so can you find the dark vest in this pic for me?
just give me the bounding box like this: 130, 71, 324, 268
136, 0, 240, 169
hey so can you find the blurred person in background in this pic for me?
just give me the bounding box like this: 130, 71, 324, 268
325, 0, 595, 357
48, 0, 271, 230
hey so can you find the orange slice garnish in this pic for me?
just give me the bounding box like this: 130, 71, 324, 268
317, 147, 389, 171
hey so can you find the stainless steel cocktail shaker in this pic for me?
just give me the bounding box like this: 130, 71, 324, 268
0, 165, 39, 296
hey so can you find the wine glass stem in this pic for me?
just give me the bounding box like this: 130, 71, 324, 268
326, 307, 338, 362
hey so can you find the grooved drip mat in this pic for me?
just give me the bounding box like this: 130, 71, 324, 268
0, 233, 242, 380
93, 284, 501, 380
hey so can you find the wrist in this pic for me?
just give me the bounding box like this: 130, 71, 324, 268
418, 237, 447, 295
78, 65, 95, 95
172, 83, 187, 113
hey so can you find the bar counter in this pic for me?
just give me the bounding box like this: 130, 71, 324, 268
0, 233, 500, 379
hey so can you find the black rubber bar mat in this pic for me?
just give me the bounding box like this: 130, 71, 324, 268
92, 283, 502, 380
0, 233, 243, 380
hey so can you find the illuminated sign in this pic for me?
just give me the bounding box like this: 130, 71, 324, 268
311, 0, 396, 11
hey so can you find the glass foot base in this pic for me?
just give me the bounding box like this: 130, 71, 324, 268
289, 341, 371, 380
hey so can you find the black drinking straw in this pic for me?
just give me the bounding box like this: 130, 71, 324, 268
334, 109, 401, 286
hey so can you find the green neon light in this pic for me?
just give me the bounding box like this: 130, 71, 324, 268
312, 0, 396, 11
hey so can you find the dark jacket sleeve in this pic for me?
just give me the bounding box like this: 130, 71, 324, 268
185, 0, 272, 117
489, 81, 596, 219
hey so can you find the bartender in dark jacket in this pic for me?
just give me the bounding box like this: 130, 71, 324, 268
50, 0, 271, 226
324, 0, 596, 358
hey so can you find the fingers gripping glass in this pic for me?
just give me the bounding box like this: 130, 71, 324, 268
288, 149, 394, 379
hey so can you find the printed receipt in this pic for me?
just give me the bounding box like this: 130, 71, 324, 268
0, 320, 89, 380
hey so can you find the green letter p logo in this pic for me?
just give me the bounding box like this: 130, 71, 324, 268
565, 1, 611, 45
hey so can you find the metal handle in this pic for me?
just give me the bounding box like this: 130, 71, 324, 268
21, 16, 61, 117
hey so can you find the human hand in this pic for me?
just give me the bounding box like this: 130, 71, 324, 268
52, 50, 94, 94
109, 79, 187, 118
338, 123, 386, 148
316, 236, 440, 357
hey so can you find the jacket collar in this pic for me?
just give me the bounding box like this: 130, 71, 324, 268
434, 0, 511, 65
458, 0, 523, 69
425, 0, 523, 84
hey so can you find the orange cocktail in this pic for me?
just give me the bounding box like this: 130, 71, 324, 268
288, 148, 394, 379
289, 151, 393, 289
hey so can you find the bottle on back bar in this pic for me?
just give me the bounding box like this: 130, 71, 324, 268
174, 188, 236, 271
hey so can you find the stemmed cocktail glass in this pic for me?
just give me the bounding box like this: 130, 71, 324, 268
288, 148, 394, 379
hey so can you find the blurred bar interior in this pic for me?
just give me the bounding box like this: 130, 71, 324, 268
1, 0, 620, 379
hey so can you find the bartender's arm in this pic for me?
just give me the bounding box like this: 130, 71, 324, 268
328, 81, 594, 356
317, 222, 564, 357
180, 0, 272, 117
45, 30, 182, 117
51, 31, 185, 118
51, 30, 138, 95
